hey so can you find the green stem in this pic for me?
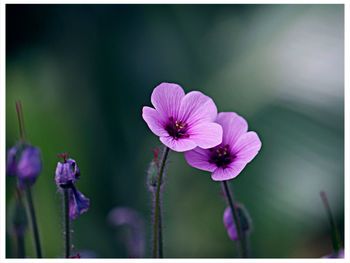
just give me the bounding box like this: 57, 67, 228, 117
25, 183, 42, 258
16, 233, 25, 258
152, 146, 170, 258
320, 191, 342, 253
158, 200, 163, 258
222, 180, 247, 257
15, 101, 26, 142
64, 189, 71, 258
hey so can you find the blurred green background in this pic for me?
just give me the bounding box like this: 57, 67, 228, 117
6, 4, 344, 258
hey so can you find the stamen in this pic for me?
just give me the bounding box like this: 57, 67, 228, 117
165, 117, 189, 140
57, 152, 69, 163
209, 145, 234, 168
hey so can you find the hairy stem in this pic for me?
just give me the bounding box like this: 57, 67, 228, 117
222, 180, 247, 257
152, 146, 170, 258
64, 189, 71, 258
25, 183, 42, 258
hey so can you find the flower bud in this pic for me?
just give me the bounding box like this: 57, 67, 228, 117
223, 203, 251, 241
17, 146, 42, 187
7, 144, 42, 187
322, 249, 344, 258
6, 146, 18, 176
55, 158, 80, 188
147, 160, 158, 190
108, 207, 145, 258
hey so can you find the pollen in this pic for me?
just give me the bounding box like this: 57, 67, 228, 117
165, 117, 189, 140
209, 145, 234, 168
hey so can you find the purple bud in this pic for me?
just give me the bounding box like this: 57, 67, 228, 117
7, 146, 18, 176
223, 204, 251, 241
55, 158, 80, 188
322, 249, 344, 258
16, 146, 42, 187
108, 207, 145, 258
69, 187, 90, 220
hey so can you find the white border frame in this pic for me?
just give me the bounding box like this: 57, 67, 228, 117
0, 1, 348, 262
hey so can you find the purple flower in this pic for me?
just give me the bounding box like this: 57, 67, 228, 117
108, 207, 145, 258
322, 249, 344, 258
7, 145, 42, 187
55, 158, 80, 188
223, 207, 238, 241
142, 82, 223, 152
185, 112, 262, 181
6, 146, 18, 176
69, 187, 90, 220
223, 205, 251, 241
55, 155, 89, 220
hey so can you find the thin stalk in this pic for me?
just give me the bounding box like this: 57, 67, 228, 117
222, 180, 247, 257
152, 146, 170, 258
64, 189, 71, 258
320, 191, 342, 253
15, 101, 26, 142
25, 183, 42, 258
158, 200, 163, 258
16, 234, 25, 258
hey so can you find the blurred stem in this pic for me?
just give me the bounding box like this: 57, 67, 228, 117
25, 183, 42, 258
152, 146, 169, 258
64, 189, 71, 258
15, 101, 26, 142
158, 202, 163, 258
320, 191, 342, 253
16, 234, 25, 258
222, 180, 247, 258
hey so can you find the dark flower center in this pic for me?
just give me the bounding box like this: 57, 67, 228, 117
209, 145, 234, 168
165, 117, 189, 140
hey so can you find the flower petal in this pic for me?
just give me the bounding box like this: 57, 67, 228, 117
70, 188, 90, 220
223, 207, 238, 241
211, 162, 246, 181
151, 82, 185, 119
6, 146, 18, 176
233, 131, 262, 163
178, 91, 217, 125
188, 122, 223, 149
223, 207, 234, 228
142, 106, 168, 137
160, 136, 196, 152
216, 112, 248, 148
17, 146, 42, 183
184, 147, 217, 172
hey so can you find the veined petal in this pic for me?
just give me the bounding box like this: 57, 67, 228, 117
184, 147, 217, 172
178, 91, 217, 125
216, 112, 248, 148
142, 106, 167, 137
151, 82, 185, 119
188, 122, 223, 149
70, 188, 90, 220
160, 136, 196, 152
233, 131, 262, 163
211, 162, 246, 181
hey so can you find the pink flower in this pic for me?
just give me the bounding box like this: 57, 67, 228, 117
185, 112, 262, 181
142, 82, 223, 152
